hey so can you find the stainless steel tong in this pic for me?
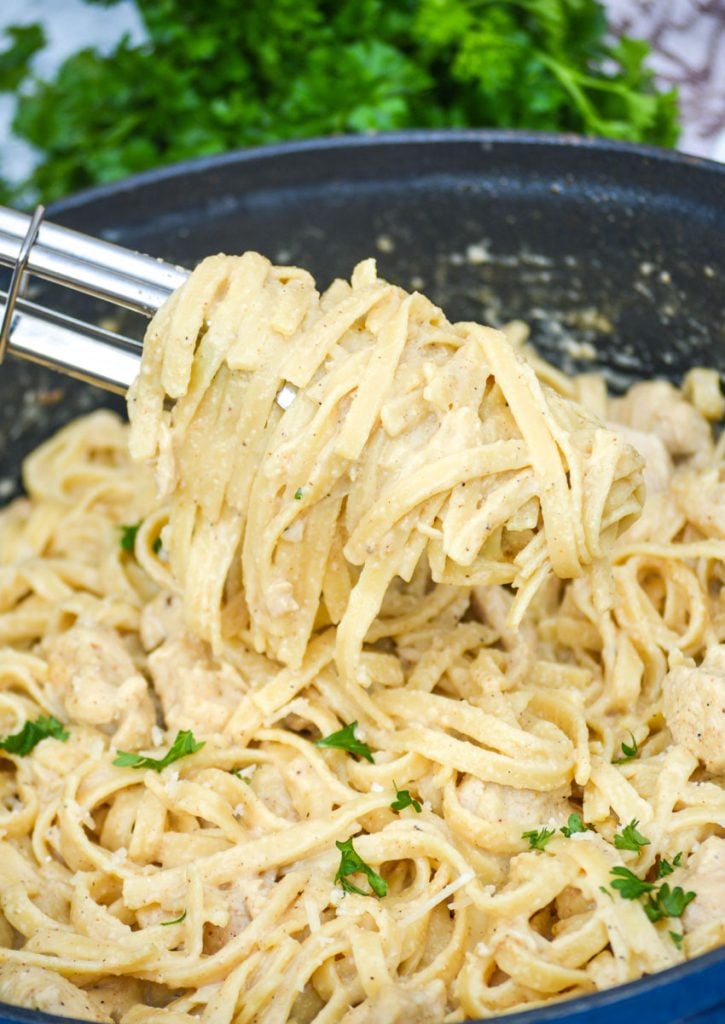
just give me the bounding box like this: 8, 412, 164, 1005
0, 204, 189, 394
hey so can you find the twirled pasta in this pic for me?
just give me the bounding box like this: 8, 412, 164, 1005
128, 254, 643, 680
0, 256, 722, 1024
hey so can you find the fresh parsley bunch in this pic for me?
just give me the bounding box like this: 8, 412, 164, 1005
0, 0, 678, 205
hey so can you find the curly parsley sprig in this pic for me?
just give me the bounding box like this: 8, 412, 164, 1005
560, 813, 593, 838
315, 721, 374, 763
391, 784, 422, 814
113, 730, 205, 772
613, 732, 639, 764
0, 715, 69, 756
613, 819, 651, 854
523, 828, 555, 851
335, 837, 387, 898
609, 864, 695, 929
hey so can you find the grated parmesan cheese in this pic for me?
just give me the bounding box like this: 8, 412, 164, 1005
400, 871, 475, 926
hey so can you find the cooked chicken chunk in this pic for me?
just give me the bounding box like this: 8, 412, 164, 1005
673, 468, 725, 539
0, 965, 112, 1022
662, 646, 725, 774
342, 981, 447, 1024
43, 624, 155, 749
677, 837, 725, 932
607, 423, 673, 495
610, 381, 711, 462
458, 776, 571, 827
139, 590, 184, 652
148, 634, 246, 735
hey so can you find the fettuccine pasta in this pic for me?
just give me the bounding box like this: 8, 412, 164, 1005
0, 254, 722, 1024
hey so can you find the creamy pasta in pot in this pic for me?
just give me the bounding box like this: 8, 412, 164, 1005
0, 254, 722, 1024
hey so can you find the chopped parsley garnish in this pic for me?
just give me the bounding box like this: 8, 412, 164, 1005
522, 828, 555, 851
391, 784, 422, 814
152, 536, 163, 554
294, 488, 303, 500
610, 866, 656, 900
0, 715, 69, 756
160, 910, 186, 926
669, 931, 684, 950
614, 819, 651, 854
613, 732, 638, 764
560, 813, 592, 838
119, 522, 141, 552
113, 729, 204, 772
657, 851, 683, 878
315, 721, 374, 763
334, 837, 387, 898
610, 866, 696, 924
644, 883, 696, 923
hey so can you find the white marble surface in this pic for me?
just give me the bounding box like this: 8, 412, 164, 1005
0, 0, 723, 192
607, 0, 725, 161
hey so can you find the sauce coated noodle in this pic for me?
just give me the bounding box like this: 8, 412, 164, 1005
0, 255, 722, 1024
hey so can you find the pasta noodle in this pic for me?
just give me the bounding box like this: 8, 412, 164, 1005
0, 253, 722, 1024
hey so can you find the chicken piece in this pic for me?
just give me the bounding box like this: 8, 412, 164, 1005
609, 381, 712, 462
556, 885, 593, 921
606, 422, 673, 495
43, 625, 155, 749
342, 981, 447, 1024
662, 646, 725, 773
0, 964, 112, 1022
676, 837, 725, 931
148, 635, 245, 735
458, 776, 572, 827
139, 590, 184, 652
203, 873, 275, 956
673, 468, 725, 539
85, 977, 145, 1023
471, 585, 537, 685
616, 489, 684, 545
682, 367, 725, 422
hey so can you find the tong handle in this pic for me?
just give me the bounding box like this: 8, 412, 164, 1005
0, 204, 189, 393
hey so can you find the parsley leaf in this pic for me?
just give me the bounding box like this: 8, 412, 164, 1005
657, 852, 683, 878
613, 819, 651, 854
610, 866, 655, 900
315, 721, 374, 763
0, 23, 45, 93
391, 784, 422, 813
523, 828, 555, 851
113, 730, 204, 772
294, 488, 303, 500
611, 866, 696, 924
655, 883, 696, 920
152, 536, 163, 554
160, 910, 187, 926
119, 522, 141, 552
613, 732, 638, 764
0, 715, 69, 756
669, 930, 684, 950
334, 836, 387, 898
560, 813, 592, 838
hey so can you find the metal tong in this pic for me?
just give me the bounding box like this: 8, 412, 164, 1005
0, 204, 188, 394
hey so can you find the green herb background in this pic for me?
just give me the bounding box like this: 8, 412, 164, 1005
0, 0, 679, 206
